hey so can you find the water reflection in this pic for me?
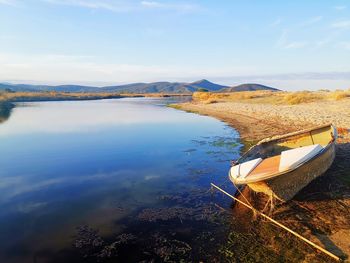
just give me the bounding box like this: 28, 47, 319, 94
0, 98, 241, 262
0, 101, 14, 124
0, 98, 193, 136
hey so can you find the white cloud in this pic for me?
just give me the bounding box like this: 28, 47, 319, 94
1, 52, 349, 90
276, 30, 287, 47
0, 0, 18, 6
337, 41, 350, 50
213, 72, 350, 91
0, 35, 17, 40
270, 18, 282, 27
141, 1, 164, 8
316, 38, 331, 47
42, 0, 134, 12
331, 20, 350, 29
283, 41, 308, 49
41, 0, 200, 13
300, 16, 322, 26
276, 30, 308, 49
0, 52, 253, 84
231, 72, 350, 81
140, 1, 199, 12
334, 5, 347, 11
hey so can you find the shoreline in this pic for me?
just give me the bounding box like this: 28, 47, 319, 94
171, 100, 350, 142
172, 99, 350, 261
0, 91, 192, 103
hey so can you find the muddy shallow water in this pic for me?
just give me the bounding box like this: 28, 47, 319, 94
0, 97, 242, 262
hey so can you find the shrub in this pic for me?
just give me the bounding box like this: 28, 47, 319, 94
283, 92, 321, 105
197, 88, 209, 92
204, 99, 218, 104
192, 91, 211, 101
331, 91, 349, 101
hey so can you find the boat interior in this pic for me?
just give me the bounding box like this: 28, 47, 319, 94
231, 125, 336, 181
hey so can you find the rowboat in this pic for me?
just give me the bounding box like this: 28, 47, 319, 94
229, 124, 337, 202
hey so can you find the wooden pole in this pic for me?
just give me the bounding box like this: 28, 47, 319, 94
210, 183, 341, 262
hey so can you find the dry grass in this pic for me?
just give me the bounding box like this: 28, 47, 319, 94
0, 89, 349, 105
192, 90, 274, 103
330, 91, 350, 101
283, 91, 322, 105
0, 91, 124, 101
0, 91, 190, 102
192, 89, 350, 105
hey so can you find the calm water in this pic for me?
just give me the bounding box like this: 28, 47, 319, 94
0, 98, 241, 262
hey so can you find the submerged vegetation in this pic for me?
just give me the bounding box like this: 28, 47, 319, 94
71, 189, 231, 262
71, 187, 345, 262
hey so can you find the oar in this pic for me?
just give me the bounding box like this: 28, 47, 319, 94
210, 183, 341, 262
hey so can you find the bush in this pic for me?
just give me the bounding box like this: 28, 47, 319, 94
192, 91, 211, 101
197, 88, 209, 92
283, 92, 321, 105
331, 91, 349, 100
204, 99, 218, 104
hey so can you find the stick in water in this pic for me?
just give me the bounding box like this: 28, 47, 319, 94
210, 183, 341, 262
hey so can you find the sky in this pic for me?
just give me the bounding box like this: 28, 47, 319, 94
0, 0, 350, 90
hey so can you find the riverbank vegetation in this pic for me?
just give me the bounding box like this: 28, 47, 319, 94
2, 89, 349, 105
192, 89, 350, 105
0, 90, 190, 102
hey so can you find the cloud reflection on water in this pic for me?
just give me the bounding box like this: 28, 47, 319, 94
0, 97, 241, 262
0, 98, 197, 136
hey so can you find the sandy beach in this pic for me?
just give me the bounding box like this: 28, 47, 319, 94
174, 96, 350, 261
175, 98, 350, 142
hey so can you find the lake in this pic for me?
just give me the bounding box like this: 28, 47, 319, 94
0, 97, 241, 262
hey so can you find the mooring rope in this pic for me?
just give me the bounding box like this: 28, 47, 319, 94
211, 183, 341, 262
230, 180, 258, 217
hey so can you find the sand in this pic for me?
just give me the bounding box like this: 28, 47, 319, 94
174, 98, 350, 261
176, 99, 350, 142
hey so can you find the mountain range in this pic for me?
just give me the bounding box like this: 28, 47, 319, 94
0, 80, 279, 94
221, 83, 279, 92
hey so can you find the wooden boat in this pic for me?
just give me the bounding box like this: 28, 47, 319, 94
229, 124, 337, 202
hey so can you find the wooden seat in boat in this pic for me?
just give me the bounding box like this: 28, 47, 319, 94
246, 144, 323, 178
279, 144, 323, 171
230, 158, 262, 179
248, 155, 281, 177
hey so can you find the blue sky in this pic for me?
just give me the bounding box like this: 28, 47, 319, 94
0, 0, 350, 90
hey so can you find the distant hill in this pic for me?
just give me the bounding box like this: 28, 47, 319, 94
220, 83, 279, 92
80, 79, 228, 93
183, 79, 228, 92
0, 83, 99, 93
0, 83, 35, 92
0, 80, 228, 94
101, 82, 190, 93
48, 85, 98, 93
0, 81, 278, 94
